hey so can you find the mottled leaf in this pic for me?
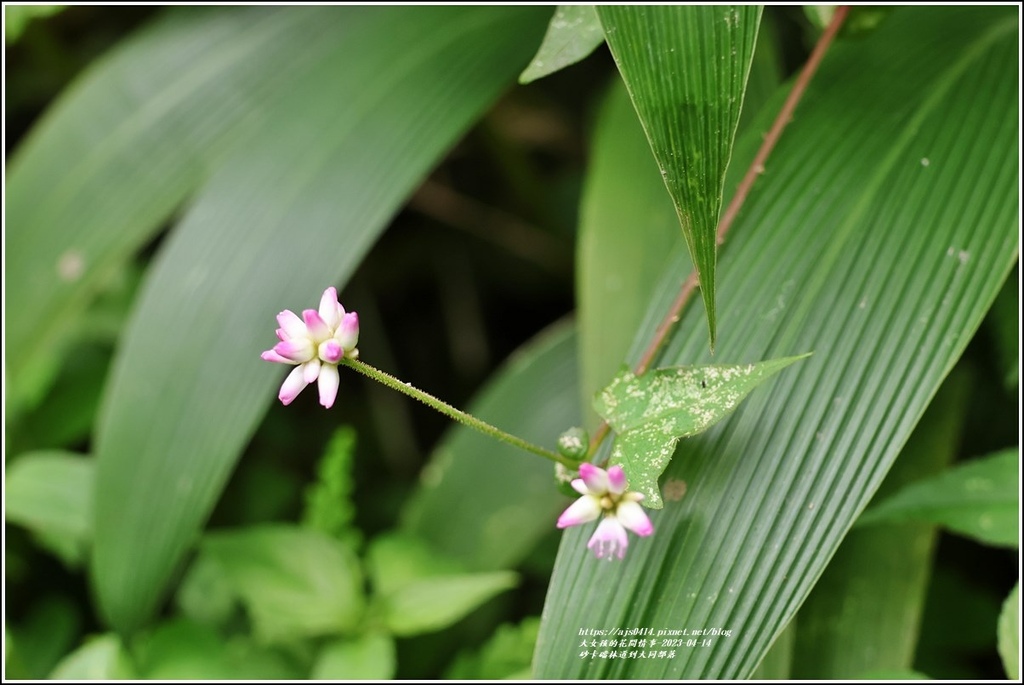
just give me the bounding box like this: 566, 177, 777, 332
519, 5, 605, 84
595, 355, 809, 507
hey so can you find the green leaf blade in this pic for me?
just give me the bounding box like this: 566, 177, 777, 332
597, 5, 763, 348
519, 5, 605, 84
595, 355, 809, 507
857, 448, 1019, 548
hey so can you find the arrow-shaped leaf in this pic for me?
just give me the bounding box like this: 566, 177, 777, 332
595, 354, 809, 507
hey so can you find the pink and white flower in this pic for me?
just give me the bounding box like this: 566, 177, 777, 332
261, 287, 359, 409
556, 463, 653, 560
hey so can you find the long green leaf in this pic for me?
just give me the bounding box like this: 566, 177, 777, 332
857, 448, 1019, 548
577, 23, 782, 428
5, 7, 349, 412
597, 5, 762, 348
402, 320, 579, 570
791, 370, 971, 678
90, 5, 549, 632
536, 7, 1018, 678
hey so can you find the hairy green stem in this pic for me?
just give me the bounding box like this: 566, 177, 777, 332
340, 357, 575, 468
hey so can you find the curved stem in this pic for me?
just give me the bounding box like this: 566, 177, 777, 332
340, 357, 575, 468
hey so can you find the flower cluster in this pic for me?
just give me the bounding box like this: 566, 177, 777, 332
261, 287, 359, 408
557, 463, 653, 560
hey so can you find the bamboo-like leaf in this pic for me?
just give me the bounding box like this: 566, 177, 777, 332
536, 7, 1018, 678
857, 448, 1019, 548
200, 526, 363, 643
89, 6, 549, 632
519, 5, 605, 84
597, 5, 762, 348
792, 371, 971, 678
402, 321, 578, 570
5, 7, 352, 412
577, 24, 781, 427
998, 583, 1020, 680
596, 355, 810, 508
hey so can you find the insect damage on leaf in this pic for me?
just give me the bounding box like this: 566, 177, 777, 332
594, 354, 811, 508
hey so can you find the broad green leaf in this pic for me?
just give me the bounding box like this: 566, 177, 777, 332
597, 5, 762, 348
519, 5, 605, 84
998, 583, 1019, 679
366, 531, 465, 597
3, 596, 81, 680
857, 448, 1019, 548
446, 617, 541, 680
4, 4, 65, 43
174, 554, 238, 628
402, 320, 579, 570
90, 5, 550, 632
311, 633, 395, 680
133, 619, 302, 680
792, 371, 971, 678
381, 571, 519, 637
987, 272, 1019, 388
4, 451, 93, 563
5, 7, 354, 413
49, 634, 135, 680
596, 355, 810, 508
577, 23, 781, 426
536, 7, 1018, 679
200, 525, 364, 643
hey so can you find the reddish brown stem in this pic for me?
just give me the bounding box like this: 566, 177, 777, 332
588, 6, 850, 458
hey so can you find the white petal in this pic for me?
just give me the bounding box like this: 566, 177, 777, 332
615, 500, 654, 537
319, 287, 341, 329
302, 358, 321, 384
587, 517, 628, 560
277, 310, 307, 339
278, 365, 310, 405
578, 463, 610, 494
318, 363, 340, 408
556, 495, 602, 529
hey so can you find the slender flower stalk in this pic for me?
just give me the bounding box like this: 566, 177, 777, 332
261, 287, 575, 468
339, 357, 575, 468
